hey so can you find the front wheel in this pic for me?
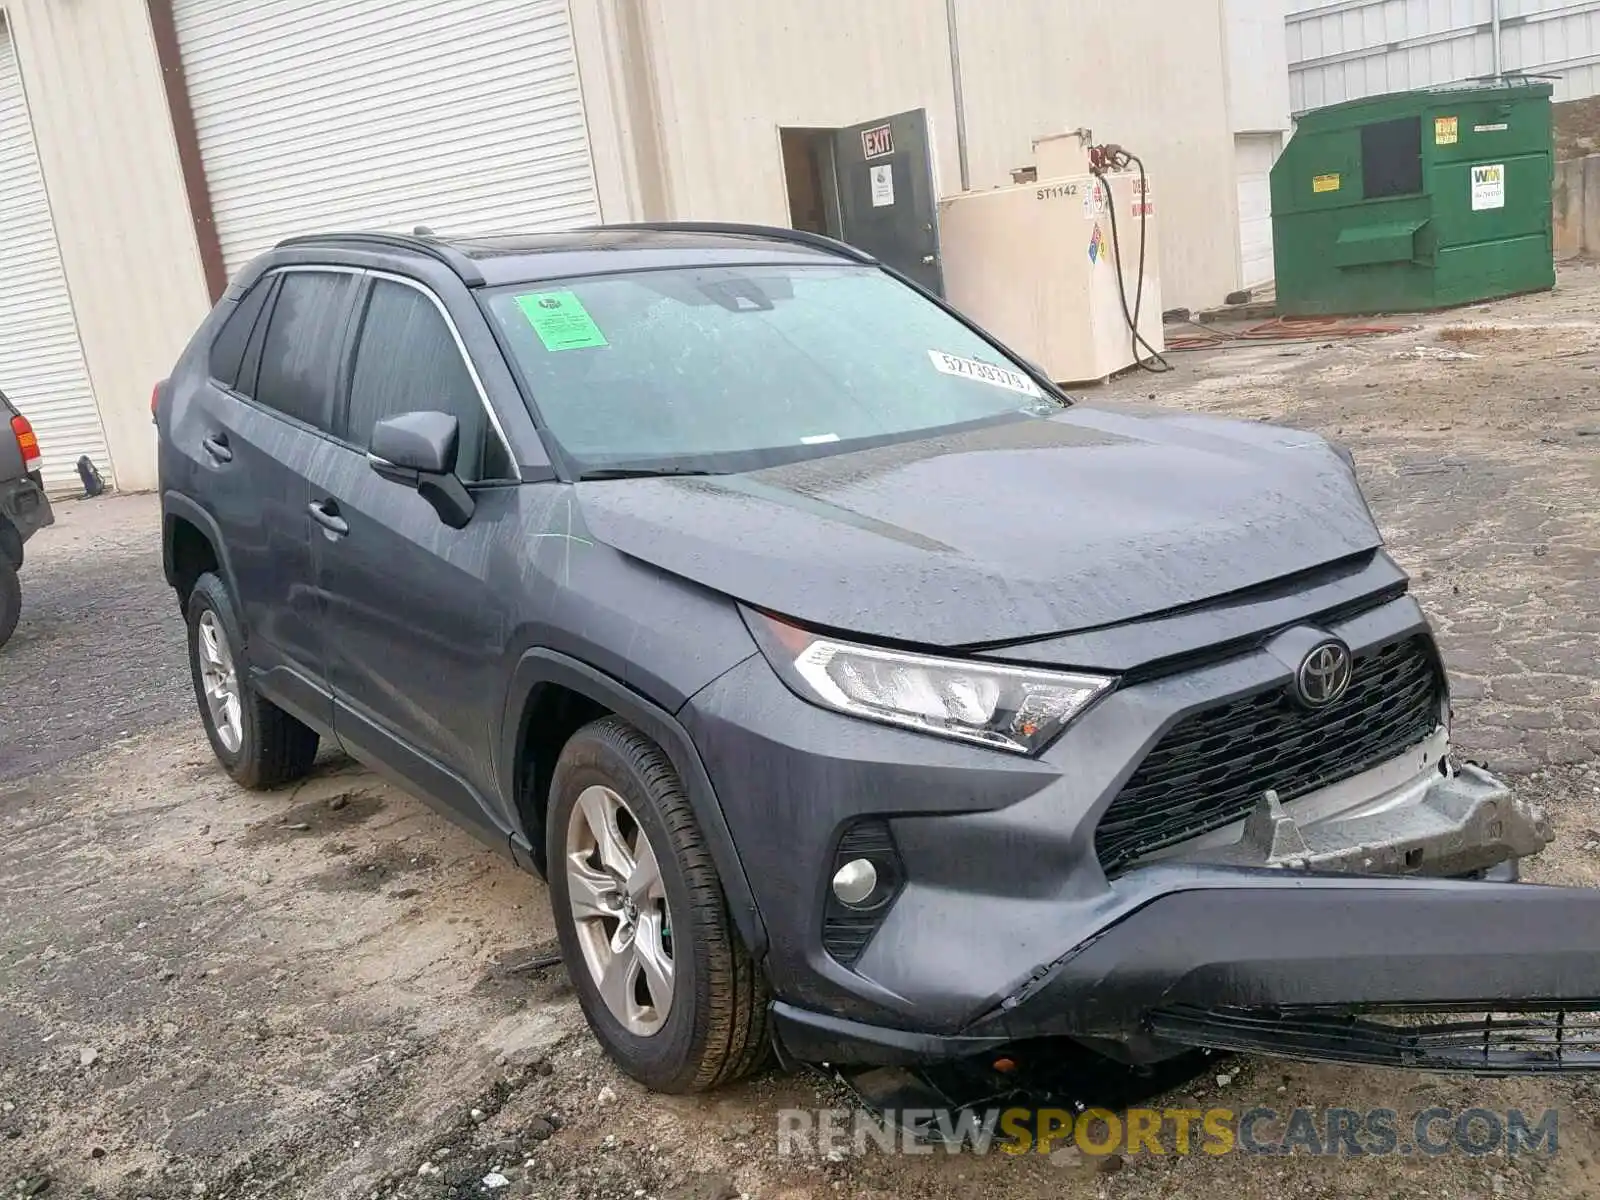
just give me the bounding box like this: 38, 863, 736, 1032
547, 717, 769, 1093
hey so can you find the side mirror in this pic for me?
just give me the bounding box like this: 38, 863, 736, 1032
368, 411, 475, 529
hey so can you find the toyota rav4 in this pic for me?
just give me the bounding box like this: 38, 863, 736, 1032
156, 225, 1600, 1093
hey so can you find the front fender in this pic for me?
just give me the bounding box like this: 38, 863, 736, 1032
499, 647, 768, 959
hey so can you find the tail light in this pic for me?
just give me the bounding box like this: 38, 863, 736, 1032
151, 382, 162, 422
10, 414, 41, 474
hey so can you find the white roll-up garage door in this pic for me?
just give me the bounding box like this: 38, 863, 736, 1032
172, 0, 601, 279
1235, 133, 1282, 292
0, 20, 110, 494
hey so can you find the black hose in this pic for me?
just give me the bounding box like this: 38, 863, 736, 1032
1093, 153, 1172, 374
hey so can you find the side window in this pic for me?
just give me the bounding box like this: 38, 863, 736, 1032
253, 270, 359, 432
208, 276, 275, 390
344, 279, 512, 483
1361, 117, 1423, 200
235, 277, 279, 399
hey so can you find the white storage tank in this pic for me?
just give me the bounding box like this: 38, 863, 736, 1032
938, 133, 1166, 385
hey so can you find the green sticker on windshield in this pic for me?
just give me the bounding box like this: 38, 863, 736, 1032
515, 290, 609, 351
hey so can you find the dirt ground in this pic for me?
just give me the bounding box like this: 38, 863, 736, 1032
2, 266, 1599, 1199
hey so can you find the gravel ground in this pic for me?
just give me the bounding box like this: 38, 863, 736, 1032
0, 495, 188, 781
1, 267, 1599, 1199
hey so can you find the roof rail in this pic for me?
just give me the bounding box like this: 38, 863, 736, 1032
585, 221, 877, 265
273, 231, 485, 286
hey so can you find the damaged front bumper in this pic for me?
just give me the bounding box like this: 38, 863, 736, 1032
772, 754, 1595, 1074
774, 868, 1600, 1072
1146, 739, 1553, 877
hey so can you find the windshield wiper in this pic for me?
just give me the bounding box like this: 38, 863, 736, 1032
578, 466, 722, 481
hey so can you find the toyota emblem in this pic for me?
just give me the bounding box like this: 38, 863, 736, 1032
1294, 641, 1353, 709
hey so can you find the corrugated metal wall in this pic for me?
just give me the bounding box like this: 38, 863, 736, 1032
0, 15, 106, 494
172, 0, 601, 277
5, 0, 212, 493
1289, 0, 1600, 111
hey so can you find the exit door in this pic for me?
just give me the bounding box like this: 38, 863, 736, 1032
831, 110, 944, 295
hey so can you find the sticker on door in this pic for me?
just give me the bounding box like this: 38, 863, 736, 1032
1471, 163, 1505, 211
928, 351, 1041, 397
870, 164, 895, 208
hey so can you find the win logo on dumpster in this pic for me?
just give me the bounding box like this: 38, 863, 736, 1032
1472, 163, 1506, 211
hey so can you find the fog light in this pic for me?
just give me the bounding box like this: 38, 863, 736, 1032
831, 858, 879, 908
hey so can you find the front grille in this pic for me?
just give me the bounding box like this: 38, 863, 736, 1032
1095, 636, 1442, 875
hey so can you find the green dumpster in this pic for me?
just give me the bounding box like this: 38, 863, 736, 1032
1272, 81, 1555, 316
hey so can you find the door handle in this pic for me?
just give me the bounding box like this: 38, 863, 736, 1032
308, 499, 349, 537
201, 433, 232, 463
921, 254, 937, 265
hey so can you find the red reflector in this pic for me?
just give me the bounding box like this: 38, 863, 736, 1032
10, 414, 40, 472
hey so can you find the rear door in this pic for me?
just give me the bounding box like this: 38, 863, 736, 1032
832, 109, 944, 295
188, 267, 359, 726
305, 273, 522, 841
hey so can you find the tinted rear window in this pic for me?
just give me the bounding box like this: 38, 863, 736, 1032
253, 271, 358, 432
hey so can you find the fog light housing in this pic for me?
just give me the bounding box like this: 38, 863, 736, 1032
822, 820, 904, 966
832, 858, 879, 908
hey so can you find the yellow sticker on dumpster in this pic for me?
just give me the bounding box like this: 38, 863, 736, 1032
1436, 116, 1460, 146
515, 290, 608, 351
1313, 173, 1342, 194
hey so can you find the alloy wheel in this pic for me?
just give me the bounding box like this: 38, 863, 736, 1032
565, 784, 675, 1036
196, 609, 243, 753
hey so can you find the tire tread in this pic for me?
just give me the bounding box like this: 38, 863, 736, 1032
560, 717, 770, 1092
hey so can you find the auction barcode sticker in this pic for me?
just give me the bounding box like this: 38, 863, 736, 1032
928, 351, 1042, 397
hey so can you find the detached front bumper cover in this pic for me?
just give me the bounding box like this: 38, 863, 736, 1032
973, 870, 1600, 1051
1149, 1004, 1600, 1073
775, 868, 1600, 1072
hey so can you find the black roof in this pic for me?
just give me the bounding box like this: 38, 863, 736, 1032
274, 223, 873, 287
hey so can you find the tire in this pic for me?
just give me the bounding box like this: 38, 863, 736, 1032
185, 572, 319, 789
0, 557, 19, 649
547, 716, 770, 1093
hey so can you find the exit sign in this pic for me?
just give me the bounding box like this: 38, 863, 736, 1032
861, 124, 894, 159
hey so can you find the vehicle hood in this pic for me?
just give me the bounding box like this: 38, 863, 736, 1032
573, 406, 1385, 647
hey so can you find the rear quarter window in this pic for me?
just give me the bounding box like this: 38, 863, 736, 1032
208, 277, 276, 390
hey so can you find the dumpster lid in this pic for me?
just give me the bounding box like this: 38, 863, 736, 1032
1293, 78, 1554, 125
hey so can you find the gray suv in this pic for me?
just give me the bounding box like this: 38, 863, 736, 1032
0, 389, 54, 648
156, 225, 1600, 1093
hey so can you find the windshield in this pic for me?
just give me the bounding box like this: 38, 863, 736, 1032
481, 263, 1064, 475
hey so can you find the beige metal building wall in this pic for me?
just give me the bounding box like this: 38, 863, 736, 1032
629, 0, 964, 231
3, 0, 212, 493
612, 0, 1242, 311
952, 0, 1239, 311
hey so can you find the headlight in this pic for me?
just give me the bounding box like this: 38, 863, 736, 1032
746, 610, 1114, 755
